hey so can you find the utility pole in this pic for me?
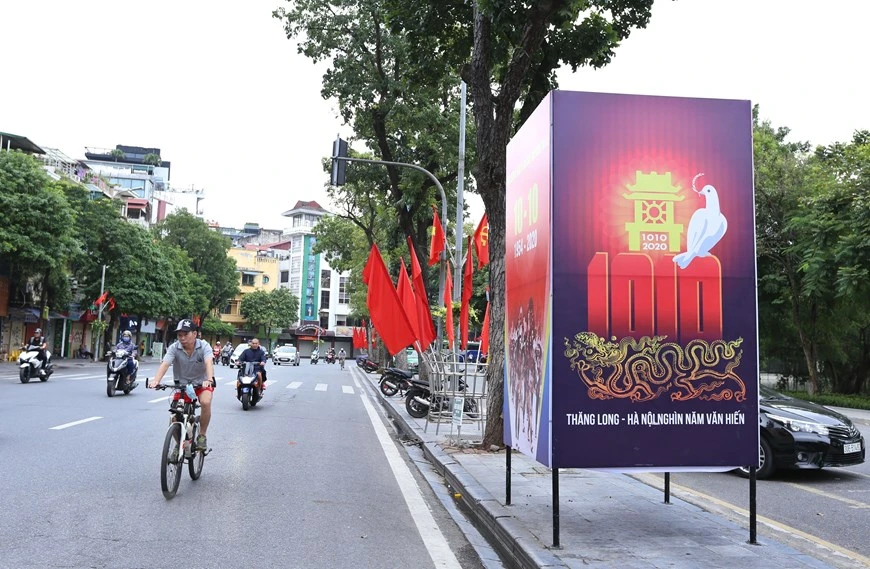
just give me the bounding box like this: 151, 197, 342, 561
453, 82, 467, 341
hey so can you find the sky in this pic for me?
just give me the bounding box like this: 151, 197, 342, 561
2, 0, 867, 231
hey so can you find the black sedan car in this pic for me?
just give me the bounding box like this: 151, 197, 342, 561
737, 386, 865, 479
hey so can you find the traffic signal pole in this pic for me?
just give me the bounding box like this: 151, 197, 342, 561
331, 138, 450, 348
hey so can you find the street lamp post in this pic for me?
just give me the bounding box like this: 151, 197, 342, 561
95, 264, 107, 360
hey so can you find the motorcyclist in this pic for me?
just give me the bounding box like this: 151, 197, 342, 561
27, 328, 48, 374
238, 338, 267, 390
213, 341, 222, 361
221, 342, 233, 364
311, 348, 319, 363
112, 330, 139, 382
327, 347, 335, 362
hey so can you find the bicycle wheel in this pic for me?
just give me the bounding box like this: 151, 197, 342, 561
188, 419, 204, 481
160, 422, 183, 499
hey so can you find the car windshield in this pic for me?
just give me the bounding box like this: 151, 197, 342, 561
232, 345, 247, 356
276, 346, 296, 354
759, 386, 791, 401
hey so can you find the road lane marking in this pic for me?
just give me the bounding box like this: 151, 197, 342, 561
50, 417, 102, 430
359, 392, 461, 568
287, 382, 302, 389
785, 482, 870, 509
315, 383, 327, 391
148, 396, 170, 403
342, 385, 354, 394
633, 473, 870, 567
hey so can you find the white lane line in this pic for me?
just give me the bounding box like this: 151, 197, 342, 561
148, 396, 170, 403
224, 380, 236, 386
359, 393, 461, 568
286, 381, 303, 389
50, 417, 103, 430
315, 383, 327, 391
342, 385, 354, 394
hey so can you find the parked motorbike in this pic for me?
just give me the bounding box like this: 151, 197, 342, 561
379, 367, 414, 397
236, 362, 263, 410
356, 356, 379, 374
404, 376, 479, 419
18, 345, 53, 384
310, 350, 319, 365
106, 348, 139, 397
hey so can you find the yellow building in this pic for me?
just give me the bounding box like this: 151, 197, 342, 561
219, 247, 280, 331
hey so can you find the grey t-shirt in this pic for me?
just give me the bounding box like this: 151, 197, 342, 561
162, 339, 212, 385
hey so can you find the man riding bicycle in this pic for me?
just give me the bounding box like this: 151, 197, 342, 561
149, 319, 215, 450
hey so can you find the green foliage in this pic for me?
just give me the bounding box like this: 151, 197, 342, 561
153, 210, 239, 320
781, 390, 870, 411
240, 288, 300, 345
143, 153, 161, 166
200, 316, 236, 338
109, 149, 125, 160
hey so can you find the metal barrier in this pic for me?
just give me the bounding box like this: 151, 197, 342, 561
420, 349, 489, 442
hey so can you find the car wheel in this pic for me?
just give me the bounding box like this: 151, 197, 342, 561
734, 437, 775, 479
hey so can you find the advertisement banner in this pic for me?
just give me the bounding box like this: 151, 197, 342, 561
506, 90, 759, 470
504, 92, 553, 466
551, 91, 758, 469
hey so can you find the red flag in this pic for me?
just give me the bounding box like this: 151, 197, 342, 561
473, 214, 489, 268
94, 291, 109, 305
428, 205, 445, 266
363, 244, 416, 355
352, 327, 360, 349
480, 301, 490, 355
444, 264, 455, 348
397, 260, 421, 349
407, 236, 436, 350
107, 297, 116, 311
460, 237, 474, 349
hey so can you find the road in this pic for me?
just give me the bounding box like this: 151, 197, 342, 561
0, 358, 491, 569
634, 422, 870, 566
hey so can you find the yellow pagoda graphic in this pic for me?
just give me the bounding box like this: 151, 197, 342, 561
623, 171, 684, 252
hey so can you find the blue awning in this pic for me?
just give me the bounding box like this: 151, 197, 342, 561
6, 307, 39, 323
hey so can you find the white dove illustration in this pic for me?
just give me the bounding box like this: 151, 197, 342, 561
673, 173, 727, 270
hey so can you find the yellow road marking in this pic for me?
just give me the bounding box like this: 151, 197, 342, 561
784, 482, 870, 509
632, 473, 870, 567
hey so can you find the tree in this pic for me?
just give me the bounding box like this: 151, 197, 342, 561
381, 0, 656, 446
274, 0, 471, 291
240, 288, 300, 349
143, 153, 161, 166
0, 151, 77, 319
153, 210, 239, 323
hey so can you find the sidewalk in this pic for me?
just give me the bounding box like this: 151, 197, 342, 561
352, 367, 868, 569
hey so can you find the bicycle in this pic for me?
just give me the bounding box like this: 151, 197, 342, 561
339, 356, 345, 370
153, 382, 210, 499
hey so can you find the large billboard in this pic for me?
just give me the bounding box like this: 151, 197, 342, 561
505, 90, 759, 470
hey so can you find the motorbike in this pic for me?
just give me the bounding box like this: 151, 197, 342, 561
356, 355, 379, 374
310, 351, 319, 365
404, 376, 479, 419
379, 367, 414, 397
106, 348, 139, 397
18, 345, 53, 384
236, 362, 263, 410
221, 350, 232, 366
325, 352, 336, 364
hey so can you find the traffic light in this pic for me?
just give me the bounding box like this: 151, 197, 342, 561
331, 136, 348, 186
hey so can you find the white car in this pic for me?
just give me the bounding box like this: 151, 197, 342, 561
273, 345, 300, 366
229, 344, 248, 369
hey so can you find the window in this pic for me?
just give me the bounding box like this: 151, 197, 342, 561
321, 290, 330, 310
263, 275, 270, 285
321, 270, 331, 289
280, 271, 289, 283
339, 277, 350, 304
242, 273, 255, 286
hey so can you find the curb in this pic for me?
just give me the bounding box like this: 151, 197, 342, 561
368, 376, 567, 569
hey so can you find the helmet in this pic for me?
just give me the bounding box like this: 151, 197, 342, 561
35, 328, 42, 334
121, 330, 132, 343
